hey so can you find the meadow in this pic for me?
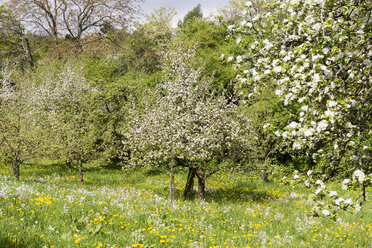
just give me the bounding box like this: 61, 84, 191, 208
0, 163, 371, 248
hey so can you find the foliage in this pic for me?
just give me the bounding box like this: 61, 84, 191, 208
177, 4, 203, 28
178, 19, 238, 94
31, 63, 104, 182
0, 67, 44, 180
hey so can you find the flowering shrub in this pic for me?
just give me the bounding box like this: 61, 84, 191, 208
227, 0, 371, 192
229, 0, 371, 174
289, 169, 371, 219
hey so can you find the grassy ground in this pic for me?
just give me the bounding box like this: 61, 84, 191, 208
0, 163, 371, 248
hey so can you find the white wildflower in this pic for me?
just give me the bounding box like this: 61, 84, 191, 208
290, 192, 299, 198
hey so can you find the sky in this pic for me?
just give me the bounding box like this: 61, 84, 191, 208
0, 0, 232, 28
140, 0, 231, 27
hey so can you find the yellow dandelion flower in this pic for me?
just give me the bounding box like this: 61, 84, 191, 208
74, 237, 85, 244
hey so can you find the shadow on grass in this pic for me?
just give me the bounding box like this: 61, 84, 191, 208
181, 181, 279, 204
9, 163, 281, 204
207, 186, 277, 204
0, 237, 42, 248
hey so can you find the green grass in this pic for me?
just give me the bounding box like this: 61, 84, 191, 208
0, 163, 371, 248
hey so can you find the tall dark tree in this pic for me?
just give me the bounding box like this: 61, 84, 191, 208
0, 4, 34, 68
178, 4, 203, 28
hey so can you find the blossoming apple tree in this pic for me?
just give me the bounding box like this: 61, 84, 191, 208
0, 68, 44, 180
128, 45, 252, 201
32, 64, 101, 183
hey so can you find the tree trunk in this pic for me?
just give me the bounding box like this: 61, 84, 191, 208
196, 168, 205, 200
183, 167, 196, 200
78, 160, 84, 183
169, 170, 175, 203
22, 37, 34, 67
12, 160, 20, 181
65, 161, 72, 169
261, 163, 268, 182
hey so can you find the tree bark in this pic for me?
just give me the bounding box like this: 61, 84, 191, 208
169, 169, 175, 203
65, 160, 72, 169
261, 163, 268, 182
12, 160, 20, 181
183, 167, 196, 200
22, 37, 34, 67
78, 160, 84, 183
196, 167, 205, 200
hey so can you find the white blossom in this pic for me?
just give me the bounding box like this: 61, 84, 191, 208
329, 191, 337, 197
353, 170, 365, 184
322, 209, 330, 216
335, 198, 344, 206
344, 198, 352, 205
288, 121, 298, 129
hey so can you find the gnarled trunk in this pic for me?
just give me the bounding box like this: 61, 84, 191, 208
183, 167, 196, 200
12, 160, 20, 181
196, 168, 205, 200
